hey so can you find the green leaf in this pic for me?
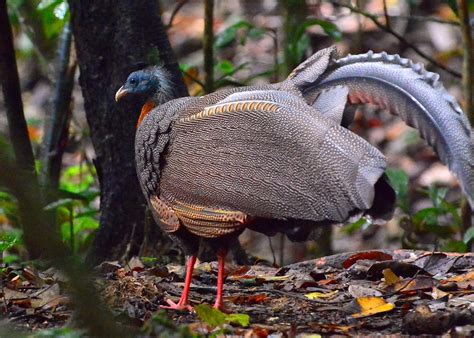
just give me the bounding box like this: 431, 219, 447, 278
214, 20, 267, 48
60, 164, 96, 193
412, 208, 438, 227
44, 198, 76, 210
442, 240, 467, 253
215, 20, 252, 48
0, 232, 18, 252
385, 168, 409, 212
216, 60, 234, 75
74, 216, 99, 232
427, 186, 448, 209
342, 217, 372, 235
194, 304, 226, 328
226, 313, 250, 327
32, 326, 84, 338
463, 226, 474, 244
195, 304, 250, 328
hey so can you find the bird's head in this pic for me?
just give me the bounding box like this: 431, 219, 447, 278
115, 66, 174, 105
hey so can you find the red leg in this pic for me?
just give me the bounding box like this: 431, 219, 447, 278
213, 251, 227, 312
161, 255, 196, 312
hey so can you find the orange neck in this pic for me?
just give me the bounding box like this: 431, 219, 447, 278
137, 101, 156, 128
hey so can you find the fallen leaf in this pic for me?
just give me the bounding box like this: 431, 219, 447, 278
348, 285, 382, 298
443, 270, 474, 283
126, 257, 145, 272
431, 287, 449, 300
305, 290, 338, 300
402, 304, 454, 335
226, 294, 267, 305
392, 276, 433, 294
317, 279, 338, 286
3, 288, 28, 301
227, 275, 289, 282
382, 268, 400, 286
309, 322, 353, 333
412, 253, 458, 276
244, 327, 268, 338
30, 283, 62, 309
351, 297, 395, 318
343, 251, 393, 269
367, 261, 425, 280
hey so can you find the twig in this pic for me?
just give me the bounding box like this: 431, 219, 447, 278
203, 0, 214, 93
382, 0, 390, 29
268, 237, 277, 267
166, 0, 189, 29
330, 0, 461, 78
41, 21, 77, 196
457, 0, 473, 249
377, 14, 461, 26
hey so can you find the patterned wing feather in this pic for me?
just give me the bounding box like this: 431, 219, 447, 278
160, 91, 387, 224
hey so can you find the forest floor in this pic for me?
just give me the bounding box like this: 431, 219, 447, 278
2, 250, 474, 336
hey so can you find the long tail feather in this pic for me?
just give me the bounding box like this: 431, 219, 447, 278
299, 50, 474, 207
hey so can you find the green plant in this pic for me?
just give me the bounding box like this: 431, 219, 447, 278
194, 304, 249, 337
141, 310, 197, 338
43, 163, 100, 254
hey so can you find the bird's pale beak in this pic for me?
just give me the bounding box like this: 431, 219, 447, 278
115, 86, 129, 102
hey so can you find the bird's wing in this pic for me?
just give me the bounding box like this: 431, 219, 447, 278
160, 90, 386, 232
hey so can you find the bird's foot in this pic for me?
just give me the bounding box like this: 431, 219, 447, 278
160, 299, 194, 312
213, 301, 230, 314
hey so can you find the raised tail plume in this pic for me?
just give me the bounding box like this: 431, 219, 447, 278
291, 48, 474, 207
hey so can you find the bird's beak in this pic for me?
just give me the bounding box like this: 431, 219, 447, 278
115, 86, 129, 102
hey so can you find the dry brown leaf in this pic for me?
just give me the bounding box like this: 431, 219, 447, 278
393, 276, 433, 294
431, 287, 449, 300
226, 294, 267, 305
444, 270, 474, 283
343, 251, 393, 269
348, 284, 382, 298
351, 297, 395, 318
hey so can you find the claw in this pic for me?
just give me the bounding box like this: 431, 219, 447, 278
160, 299, 194, 312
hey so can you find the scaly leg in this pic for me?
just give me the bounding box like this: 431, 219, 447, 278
161, 255, 196, 312
213, 251, 227, 312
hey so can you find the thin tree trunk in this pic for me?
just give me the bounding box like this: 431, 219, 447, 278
41, 22, 77, 196
0, 0, 47, 258
68, 0, 187, 265
457, 0, 473, 249
204, 0, 214, 93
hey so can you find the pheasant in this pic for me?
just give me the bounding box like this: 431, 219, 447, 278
115, 46, 474, 311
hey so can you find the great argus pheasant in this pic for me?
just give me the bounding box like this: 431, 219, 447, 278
115, 46, 474, 311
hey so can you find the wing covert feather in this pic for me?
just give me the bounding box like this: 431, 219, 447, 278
160, 92, 386, 223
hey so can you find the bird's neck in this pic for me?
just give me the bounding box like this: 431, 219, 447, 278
137, 100, 156, 128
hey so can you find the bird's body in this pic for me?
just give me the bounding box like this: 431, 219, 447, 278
116, 46, 474, 311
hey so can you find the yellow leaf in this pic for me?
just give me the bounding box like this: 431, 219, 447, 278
351, 297, 395, 318
383, 268, 400, 286
305, 290, 338, 300
445, 270, 474, 283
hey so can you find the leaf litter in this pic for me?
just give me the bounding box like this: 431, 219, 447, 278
1, 249, 473, 335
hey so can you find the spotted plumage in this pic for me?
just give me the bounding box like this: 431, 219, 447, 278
116, 46, 473, 311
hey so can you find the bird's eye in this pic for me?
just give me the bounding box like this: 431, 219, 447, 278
129, 78, 138, 86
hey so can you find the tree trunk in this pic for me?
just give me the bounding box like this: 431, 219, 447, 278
68, 0, 187, 265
